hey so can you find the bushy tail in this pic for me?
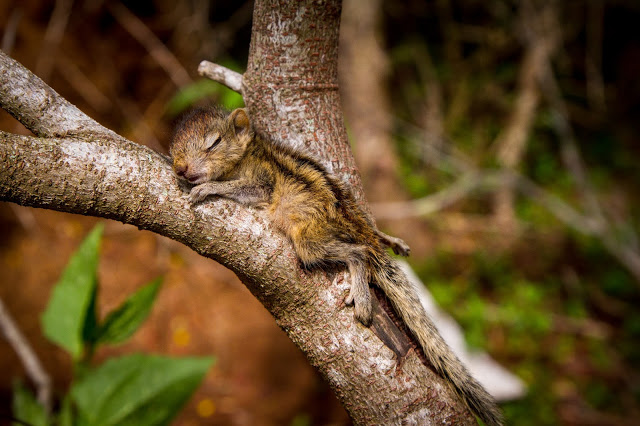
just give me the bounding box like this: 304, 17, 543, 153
371, 256, 504, 426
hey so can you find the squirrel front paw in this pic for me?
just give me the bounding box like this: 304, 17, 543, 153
189, 183, 217, 204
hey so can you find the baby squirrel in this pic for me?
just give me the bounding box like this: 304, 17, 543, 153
170, 106, 503, 426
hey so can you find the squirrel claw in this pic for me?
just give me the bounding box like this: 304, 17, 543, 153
189, 184, 213, 204
345, 290, 354, 306
354, 299, 373, 326
388, 237, 411, 257
376, 230, 411, 257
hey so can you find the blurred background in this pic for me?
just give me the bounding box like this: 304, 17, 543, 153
1, 0, 639, 424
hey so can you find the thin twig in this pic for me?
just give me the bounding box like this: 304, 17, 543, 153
495, 34, 552, 168
527, 3, 640, 282
393, 115, 640, 284
395, 120, 474, 175
514, 173, 602, 235
413, 42, 445, 156
8, 204, 40, 233
371, 168, 601, 237
538, 63, 606, 229
521, 0, 604, 228
600, 234, 640, 285
492, 0, 558, 228
0, 298, 52, 412
198, 60, 243, 93
55, 54, 112, 113
586, 0, 606, 111
36, 0, 73, 80
543, 7, 637, 283
371, 172, 494, 220
1, 8, 22, 54
107, 2, 192, 87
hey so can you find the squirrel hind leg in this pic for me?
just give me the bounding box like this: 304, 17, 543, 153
290, 233, 373, 326
289, 236, 327, 268
344, 257, 372, 326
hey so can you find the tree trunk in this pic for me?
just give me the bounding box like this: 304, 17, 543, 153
339, 0, 432, 256
0, 1, 477, 424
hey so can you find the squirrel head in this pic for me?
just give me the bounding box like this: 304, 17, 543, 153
170, 107, 254, 184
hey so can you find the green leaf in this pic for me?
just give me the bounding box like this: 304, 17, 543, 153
291, 413, 311, 426
71, 354, 214, 426
95, 277, 163, 345
219, 86, 244, 110
81, 282, 99, 351
56, 394, 74, 426
12, 381, 49, 426
41, 224, 104, 360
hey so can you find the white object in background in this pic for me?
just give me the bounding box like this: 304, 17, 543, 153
398, 260, 527, 401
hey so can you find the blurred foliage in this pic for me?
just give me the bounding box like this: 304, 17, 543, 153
12, 382, 49, 426
290, 413, 311, 426
414, 241, 639, 424
166, 78, 244, 117
384, 2, 640, 423
166, 59, 245, 117
13, 224, 213, 426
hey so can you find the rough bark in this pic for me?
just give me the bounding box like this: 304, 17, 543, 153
242, 0, 366, 204
0, 1, 477, 423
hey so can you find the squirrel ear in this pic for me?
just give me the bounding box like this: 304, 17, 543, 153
229, 108, 250, 136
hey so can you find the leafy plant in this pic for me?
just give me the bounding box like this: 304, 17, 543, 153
13, 224, 214, 426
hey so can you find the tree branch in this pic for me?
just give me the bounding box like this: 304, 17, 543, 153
0, 50, 116, 139
372, 168, 602, 236
0, 9, 475, 422
372, 172, 491, 220
198, 60, 243, 93
492, 0, 557, 229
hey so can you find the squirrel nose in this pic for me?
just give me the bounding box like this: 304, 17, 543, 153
174, 163, 188, 177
